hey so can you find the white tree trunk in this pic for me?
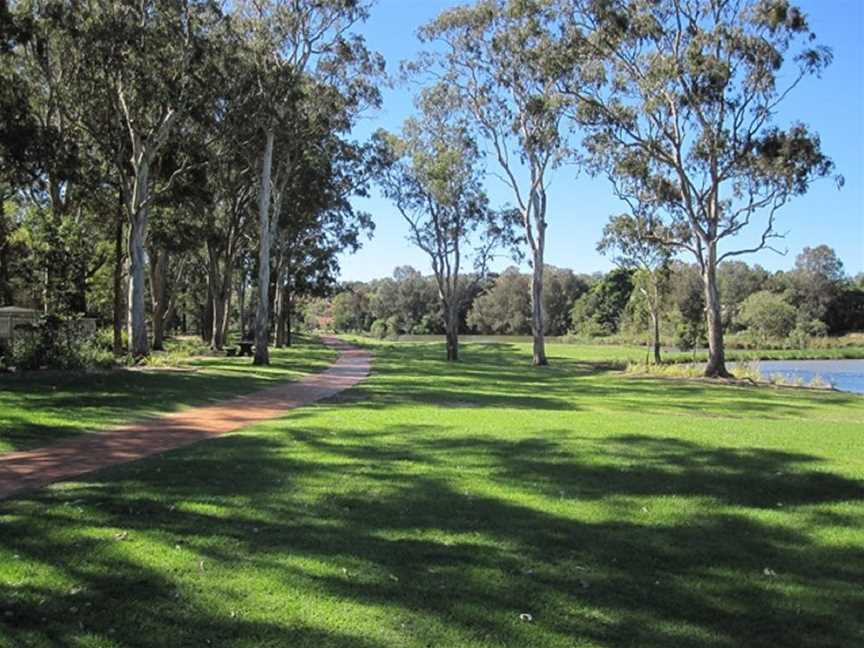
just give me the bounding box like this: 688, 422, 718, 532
128, 160, 151, 358
254, 129, 275, 365
703, 242, 729, 377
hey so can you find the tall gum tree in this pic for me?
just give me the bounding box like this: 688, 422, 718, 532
235, 0, 382, 366
68, 0, 224, 357
560, 0, 839, 377
416, 0, 590, 366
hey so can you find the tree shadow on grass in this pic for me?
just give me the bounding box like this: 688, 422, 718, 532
334, 342, 859, 420
1, 424, 862, 647
0, 342, 337, 452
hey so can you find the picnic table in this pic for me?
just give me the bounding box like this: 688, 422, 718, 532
238, 340, 254, 357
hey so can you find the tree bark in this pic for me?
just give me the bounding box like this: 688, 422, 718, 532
0, 200, 13, 306
285, 290, 292, 347
530, 249, 548, 366
275, 281, 287, 348
207, 241, 233, 350
651, 311, 661, 364
445, 305, 459, 362
703, 244, 730, 377
201, 288, 214, 345
254, 130, 275, 365
127, 160, 151, 358
238, 273, 246, 339
112, 206, 125, 355
149, 247, 169, 351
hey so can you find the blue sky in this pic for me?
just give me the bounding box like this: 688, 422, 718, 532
338, 0, 863, 281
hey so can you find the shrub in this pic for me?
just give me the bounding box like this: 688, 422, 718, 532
9, 315, 111, 371
739, 291, 796, 342
94, 327, 129, 353
370, 319, 389, 339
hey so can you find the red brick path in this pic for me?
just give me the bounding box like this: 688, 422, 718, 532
0, 337, 371, 500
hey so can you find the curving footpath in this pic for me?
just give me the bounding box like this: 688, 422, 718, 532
0, 337, 371, 500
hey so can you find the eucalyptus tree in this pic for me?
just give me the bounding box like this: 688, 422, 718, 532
416, 0, 589, 366
562, 0, 838, 376
62, 0, 226, 357
374, 89, 516, 361
233, 0, 382, 365
598, 214, 671, 363
270, 83, 376, 348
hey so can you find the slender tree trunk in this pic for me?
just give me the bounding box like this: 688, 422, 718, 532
127, 162, 151, 358
702, 244, 729, 378
0, 200, 13, 306
202, 288, 214, 345
220, 286, 232, 348
112, 204, 125, 355
149, 248, 169, 351
275, 282, 286, 348
254, 130, 274, 365
651, 310, 661, 364
238, 273, 246, 339
285, 290, 292, 347
212, 296, 227, 349
445, 305, 459, 362
207, 243, 232, 350
530, 249, 548, 366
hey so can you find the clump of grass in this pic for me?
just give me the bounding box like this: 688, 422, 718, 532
625, 360, 765, 382
765, 372, 835, 390
625, 361, 705, 378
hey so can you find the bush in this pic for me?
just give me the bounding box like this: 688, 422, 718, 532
739, 291, 796, 342
673, 321, 706, 351
94, 327, 128, 353
9, 315, 112, 371
370, 319, 389, 339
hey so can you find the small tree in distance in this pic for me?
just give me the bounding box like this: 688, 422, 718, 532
598, 214, 671, 363
374, 88, 518, 361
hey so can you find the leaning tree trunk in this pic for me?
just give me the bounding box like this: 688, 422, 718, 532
702, 244, 729, 378
127, 162, 150, 358
253, 130, 275, 365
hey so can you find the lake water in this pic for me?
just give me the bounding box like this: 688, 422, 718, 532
748, 359, 864, 394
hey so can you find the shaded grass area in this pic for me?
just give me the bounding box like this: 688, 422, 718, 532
1, 339, 862, 647
0, 336, 337, 452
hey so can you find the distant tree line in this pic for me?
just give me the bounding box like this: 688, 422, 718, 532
308, 245, 864, 354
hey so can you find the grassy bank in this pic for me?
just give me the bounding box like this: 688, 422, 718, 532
1, 339, 861, 647
390, 333, 864, 365
0, 336, 336, 453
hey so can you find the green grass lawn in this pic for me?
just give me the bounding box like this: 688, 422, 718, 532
394, 334, 864, 364
0, 336, 337, 452
1, 339, 862, 647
